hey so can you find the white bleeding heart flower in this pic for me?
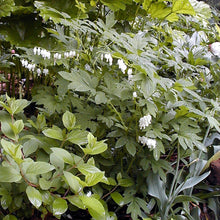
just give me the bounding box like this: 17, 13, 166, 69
209, 42, 220, 57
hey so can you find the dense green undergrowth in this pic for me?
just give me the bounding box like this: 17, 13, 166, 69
0, 0, 220, 219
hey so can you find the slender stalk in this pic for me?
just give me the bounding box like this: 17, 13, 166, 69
101, 185, 118, 200
131, 3, 141, 29
108, 101, 128, 131
168, 143, 180, 201
126, 144, 144, 174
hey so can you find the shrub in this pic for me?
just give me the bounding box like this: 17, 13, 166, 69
1, 0, 220, 219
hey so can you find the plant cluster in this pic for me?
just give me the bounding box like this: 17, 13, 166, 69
0, 0, 220, 219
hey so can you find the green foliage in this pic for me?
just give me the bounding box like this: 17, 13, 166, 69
0, 96, 113, 219
1, 0, 220, 219
0, 0, 15, 17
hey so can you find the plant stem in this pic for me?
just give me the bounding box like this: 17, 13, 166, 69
168, 143, 180, 203
131, 3, 141, 29
101, 185, 118, 200
109, 101, 128, 131
126, 144, 144, 174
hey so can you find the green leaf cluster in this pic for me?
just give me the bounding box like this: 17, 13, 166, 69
0, 99, 112, 219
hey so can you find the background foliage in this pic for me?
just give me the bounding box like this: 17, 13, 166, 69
0, 0, 220, 219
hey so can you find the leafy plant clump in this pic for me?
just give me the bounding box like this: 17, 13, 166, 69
0, 95, 117, 220
1, 0, 220, 219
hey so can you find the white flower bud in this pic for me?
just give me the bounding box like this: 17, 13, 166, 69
133, 92, 137, 98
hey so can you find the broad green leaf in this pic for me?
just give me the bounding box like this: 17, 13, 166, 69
26, 186, 42, 209
0, 101, 11, 114
175, 172, 210, 194
166, 13, 179, 22
117, 172, 134, 187
111, 192, 124, 207
50, 152, 64, 169
66, 129, 88, 145
39, 178, 51, 190
172, 0, 195, 15
22, 138, 41, 156
36, 114, 47, 130
28, 114, 47, 131
10, 99, 30, 115
141, 78, 156, 99
51, 147, 74, 165
60, 68, 98, 93
67, 196, 86, 209
1, 121, 16, 140
26, 162, 55, 175
53, 198, 68, 216
0, 0, 15, 17
63, 171, 84, 193
115, 136, 127, 148
79, 195, 105, 219
105, 12, 116, 29
147, 173, 168, 209
0, 166, 21, 182
190, 0, 211, 19
85, 172, 105, 186
147, 1, 173, 21
95, 91, 108, 104
100, 0, 132, 11
126, 142, 136, 156
143, 0, 151, 10
107, 177, 117, 186
153, 146, 161, 161
1, 139, 22, 159
3, 215, 17, 220
10, 120, 24, 135
41, 191, 53, 205
62, 111, 76, 130
78, 163, 102, 175
207, 115, 220, 133
118, 178, 134, 187
34, 1, 71, 23
43, 125, 64, 141
81, 133, 107, 155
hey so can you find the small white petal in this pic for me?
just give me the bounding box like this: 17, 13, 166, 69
127, 68, 132, 75
43, 68, 49, 75
117, 59, 127, 74
36, 68, 41, 75
139, 114, 152, 130
33, 47, 37, 55
133, 92, 137, 98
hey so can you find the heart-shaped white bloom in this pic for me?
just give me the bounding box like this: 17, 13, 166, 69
209, 42, 220, 57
